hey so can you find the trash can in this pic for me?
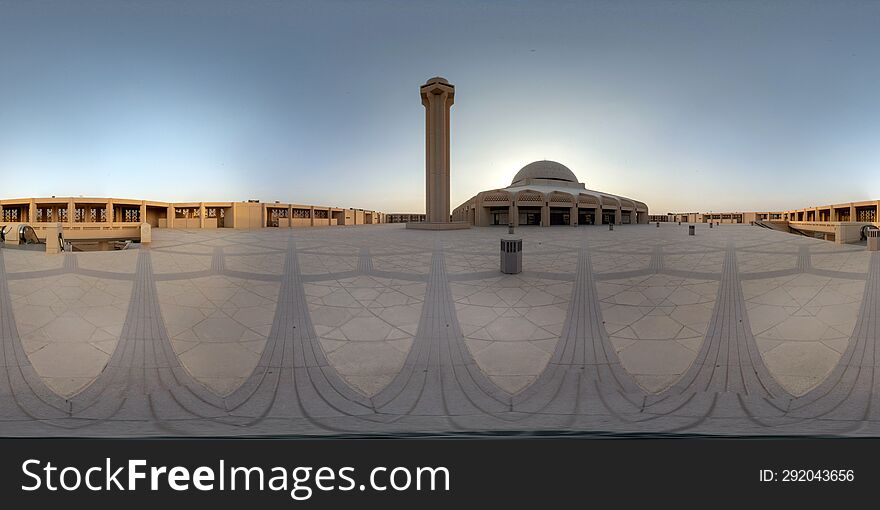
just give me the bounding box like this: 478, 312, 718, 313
500, 238, 522, 274
678, 221, 681, 225
689, 225, 695, 236
709, 222, 713, 228
609, 224, 614, 231
656, 222, 660, 228
868, 229, 879, 252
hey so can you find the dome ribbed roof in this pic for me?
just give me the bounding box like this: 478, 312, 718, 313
511, 160, 577, 186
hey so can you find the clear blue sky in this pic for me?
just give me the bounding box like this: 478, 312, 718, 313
1, 0, 878, 214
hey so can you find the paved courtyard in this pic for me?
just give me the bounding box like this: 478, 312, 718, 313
0, 223, 878, 436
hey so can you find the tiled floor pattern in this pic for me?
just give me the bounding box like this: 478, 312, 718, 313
0, 223, 876, 436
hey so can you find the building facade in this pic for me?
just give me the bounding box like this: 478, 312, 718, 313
660, 201, 879, 226
657, 200, 880, 244
452, 160, 649, 226
386, 213, 427, 224
0, 197, 385, 241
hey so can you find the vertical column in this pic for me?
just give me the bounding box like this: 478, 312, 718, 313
106, 200, 113, 225
570, 205, 578, 226
288, 205, 293, 228
139, 203, 147, 225
421, 77, 454, 224
615, 207, 622, 225
310, 206, 315, 227
166, 206, 175, 228
199, 203, 206, 229
230, 203, 239, 229
68, 199, 75, 225
541, 202, 549, 227
140, 223, 152, 244
28, 199, 36, 223
44, 223, 62, 254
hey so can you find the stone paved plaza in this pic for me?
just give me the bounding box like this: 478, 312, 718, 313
0, 223, 878, 436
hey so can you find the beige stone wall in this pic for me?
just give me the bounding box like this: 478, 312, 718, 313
230, 203, 264, 229
336, 209, 356, 225
173, 218, 201, 229
144, 207, 165, 227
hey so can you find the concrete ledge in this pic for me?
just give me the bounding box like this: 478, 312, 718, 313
789, 221, 876, 244
405, 221, 471, 230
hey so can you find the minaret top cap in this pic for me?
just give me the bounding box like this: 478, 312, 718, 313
420, 76, 454, 105
424, 76, 451, 86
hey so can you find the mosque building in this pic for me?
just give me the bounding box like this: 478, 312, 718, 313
452, 160, 649, 226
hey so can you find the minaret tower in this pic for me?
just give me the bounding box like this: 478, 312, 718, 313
408, 76, 469, 230
421, 76, 454, 223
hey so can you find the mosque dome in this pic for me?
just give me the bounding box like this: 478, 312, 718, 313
511, 160, 578, 186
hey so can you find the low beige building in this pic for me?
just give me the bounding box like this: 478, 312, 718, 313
659, 199, 880, 244
660, 200, 879, 226
0, 197, 385, 241
453, 160, 649, 226
386, 213, 427, 223
656, 212, 771, 224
